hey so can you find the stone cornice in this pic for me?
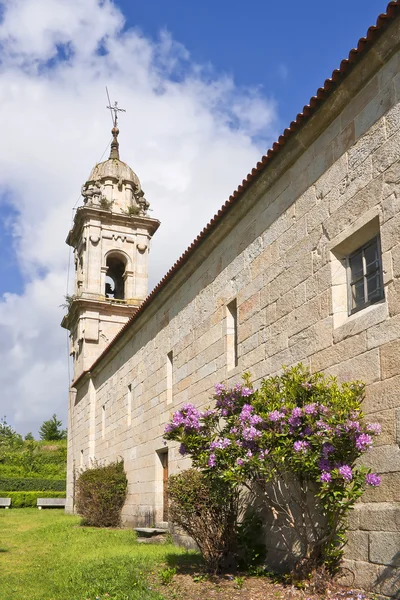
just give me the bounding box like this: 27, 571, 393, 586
66, 206, 160, 248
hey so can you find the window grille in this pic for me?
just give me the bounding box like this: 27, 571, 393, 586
347, 236, 384, 315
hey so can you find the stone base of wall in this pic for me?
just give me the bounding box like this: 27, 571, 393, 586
339, 559, 400, 599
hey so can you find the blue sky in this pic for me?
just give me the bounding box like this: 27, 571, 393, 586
120, 0, 387, 128
0, 0, 391, 434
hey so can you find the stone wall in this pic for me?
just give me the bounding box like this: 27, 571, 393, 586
68, 22, 400, 597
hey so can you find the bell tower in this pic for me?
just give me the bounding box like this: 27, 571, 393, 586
62, 109, 160, 380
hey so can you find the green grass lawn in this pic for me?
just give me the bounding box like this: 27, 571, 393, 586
0, 508, 193, 600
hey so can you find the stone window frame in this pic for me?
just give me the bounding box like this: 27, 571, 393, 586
346, 235, 384, 316
330, 208, 386, 329
226, 298, 238, 371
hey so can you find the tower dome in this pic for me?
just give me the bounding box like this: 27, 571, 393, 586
81, 126, 150, 215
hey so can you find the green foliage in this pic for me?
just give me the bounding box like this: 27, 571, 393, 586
24, 432, 34, 441
39, 414, 67, 441
0, 439, 67, 479
159, 566, 176, 585
122, 204, 141, 217
0, 477, 66, 492
165, 364, 382, 576
99, 196, 114, 210
168, 468, 242, 572
76, 460, 128, 527
233, 576, 245, 589
0, 491, 65, 507
0, 417, 23, 450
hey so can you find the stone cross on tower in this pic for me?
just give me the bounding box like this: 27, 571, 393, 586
106, 92, 126, 161
106, 99, 126, 128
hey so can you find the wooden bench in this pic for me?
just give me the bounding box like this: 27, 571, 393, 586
37, 498, 66, 509
0, 498, 11, 509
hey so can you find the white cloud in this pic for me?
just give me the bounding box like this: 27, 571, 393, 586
0, 0, 278, 435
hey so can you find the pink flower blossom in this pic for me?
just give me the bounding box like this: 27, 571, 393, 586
365, 473, 381, 486
355, 433, 373, 451
269, 410, 285, 422
339, 465, 353, 481
294, 440, 310, 453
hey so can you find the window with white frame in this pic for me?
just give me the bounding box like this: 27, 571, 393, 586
347, 236, 384, 315
329, 211, 385, 329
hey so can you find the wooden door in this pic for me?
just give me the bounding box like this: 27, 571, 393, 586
161, 451, 168, 521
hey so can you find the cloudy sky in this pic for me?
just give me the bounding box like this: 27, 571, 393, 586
0, 0, 388, 436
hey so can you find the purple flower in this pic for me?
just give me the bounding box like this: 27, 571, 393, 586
355, 433, 373, 451
240, 404, 254, 421
208, 453, 216, 467
242, 426, 261, 441
166, 404, 202, 433
304, 403, 317, 415
259, 449, 269, 459
214, 383, 225, 395
210, 438, 231, 450
179, 444, 186, 456
288, 416, 301, 427
365, 473, 381, 486
236, 458, 244, 466
294, 440, 310, 453
246, 450, 253, 458
301, 382, 312, 390
249, 414, 263, 426
322, 443, 335, 458
320, 471, 332, 483
316, 420, 331, 432
366, 422, 382, 435
319, 458, 331, 472
201, 409, 217, 419
345, 420, 361, 432
292, 407, 303, 418
269, 410, 285, 422
339, 465, 353, 481
241, 387, 253, 397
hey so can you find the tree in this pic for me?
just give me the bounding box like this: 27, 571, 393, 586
24, 432, 34, 441
0, 416, 23, 449
39, 414, 67, 441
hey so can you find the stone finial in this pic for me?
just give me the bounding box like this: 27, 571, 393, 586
109, 126, 120, 160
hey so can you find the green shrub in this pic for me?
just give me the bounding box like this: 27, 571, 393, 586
168, 468, 242, 572
75, 460, 127, 527
0, 491, 66, 507
0, 478, 66, 491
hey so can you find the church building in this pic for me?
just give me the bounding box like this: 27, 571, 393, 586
63, 3, 400, 595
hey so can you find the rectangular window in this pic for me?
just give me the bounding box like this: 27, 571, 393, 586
102, 404, 106, 438
226, 299, 238, 370
347, 236, 384, 315
166, 351, 173, 405
127, 384, 132, 426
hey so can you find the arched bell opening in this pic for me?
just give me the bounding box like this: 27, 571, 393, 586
105, 255, 126, 300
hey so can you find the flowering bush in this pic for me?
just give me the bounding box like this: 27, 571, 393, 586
164, 364, 381, 574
